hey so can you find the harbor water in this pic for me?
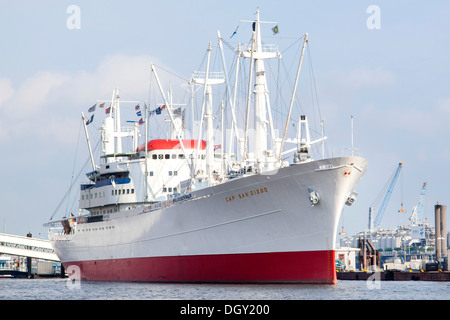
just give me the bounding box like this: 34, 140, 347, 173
0, 278, 448, 300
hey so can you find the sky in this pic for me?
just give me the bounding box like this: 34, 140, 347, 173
1, 0, 450, 239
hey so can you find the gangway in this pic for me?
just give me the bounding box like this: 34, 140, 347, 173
0, 233, 59, 262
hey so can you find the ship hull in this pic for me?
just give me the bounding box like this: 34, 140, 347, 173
50, 156, 367, 284
63, 250, 336, 284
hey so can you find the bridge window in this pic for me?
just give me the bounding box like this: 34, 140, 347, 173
152, 154, 157, 160
165, 154, 170, 159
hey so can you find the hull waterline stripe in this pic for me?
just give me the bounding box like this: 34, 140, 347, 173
63, 249, 337, 284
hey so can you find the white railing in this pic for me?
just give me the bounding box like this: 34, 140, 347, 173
340, 147, 362, 157
190, 71, 225, 81
240, 43, 279, 53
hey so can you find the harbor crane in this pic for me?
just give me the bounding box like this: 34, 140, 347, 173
409, 182, 427, 225
368, 161, 403, 230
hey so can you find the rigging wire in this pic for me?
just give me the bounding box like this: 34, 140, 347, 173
151, 63, 190, 83
64, 119, 83, 217
49, 139, 101, 221
306, 43, 322, 131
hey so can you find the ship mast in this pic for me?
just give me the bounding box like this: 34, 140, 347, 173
240, 8, 281, 172
190, 42, 225, 182
114, 89, 122, 153
98, 88, 140, 162
253, 9, 268, 168
81, 112, 96, 171
217, 30, 241, 163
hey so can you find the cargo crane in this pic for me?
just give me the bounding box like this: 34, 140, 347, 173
409, 182, 427, 226
368, 162, 403, 231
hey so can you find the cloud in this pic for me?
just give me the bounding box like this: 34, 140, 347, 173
0, 54, 181, 145
65, 54, 158, 106
0, 78, 14, 108
313, 66, 398, 128
436, 97, 450, 114
360, 98, 450, 140
327, 66, 397, 91
6, 72, 69, 120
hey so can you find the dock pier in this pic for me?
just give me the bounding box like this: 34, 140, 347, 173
0, 232, 63, 278
337, 270, 450, 281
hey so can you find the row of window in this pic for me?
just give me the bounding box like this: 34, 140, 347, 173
79, 225, 115, 232
147, 171, 178, 176
91, 207, 119, 216
112, 188, 135, 196
151, 154, 205, 160
82, 192, 106, 200
81, 182, 182, 201
81, 188, 135, 200
152, 153, 184, 160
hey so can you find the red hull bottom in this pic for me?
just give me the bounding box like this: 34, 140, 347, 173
64, 250, 337, 284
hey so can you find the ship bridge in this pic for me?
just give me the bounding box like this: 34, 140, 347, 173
0, 233, 59, 262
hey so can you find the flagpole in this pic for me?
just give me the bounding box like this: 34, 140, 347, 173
81, 112, 96, 172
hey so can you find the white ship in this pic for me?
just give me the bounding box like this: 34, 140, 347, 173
46, 9, 367, 284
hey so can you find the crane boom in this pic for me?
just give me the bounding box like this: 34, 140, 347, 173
369, 162, 403, 229
409, 182, 427, 225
